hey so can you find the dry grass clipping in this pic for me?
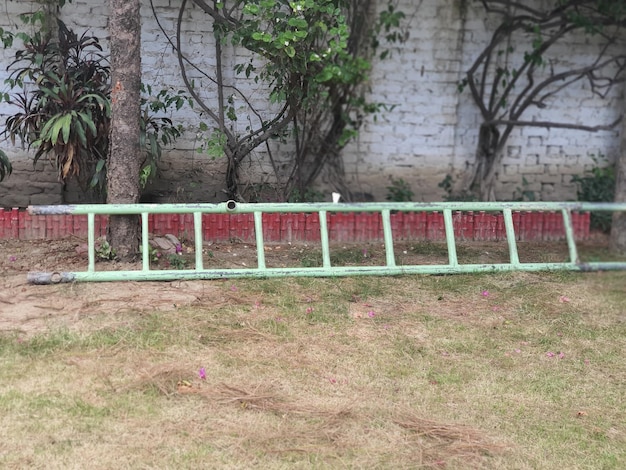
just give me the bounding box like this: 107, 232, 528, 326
395, 412, 507, 465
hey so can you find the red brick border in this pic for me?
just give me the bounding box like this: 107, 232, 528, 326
0, 208, 590, 243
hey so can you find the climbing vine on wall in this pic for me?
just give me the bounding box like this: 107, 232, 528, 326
154, 0, 410, 201
459, 0, 626, 201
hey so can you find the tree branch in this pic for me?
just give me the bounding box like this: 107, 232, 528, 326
486, 116, 623, 132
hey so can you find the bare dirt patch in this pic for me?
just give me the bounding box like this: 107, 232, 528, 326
0, 239, 222, 335
0, 235, 620, 336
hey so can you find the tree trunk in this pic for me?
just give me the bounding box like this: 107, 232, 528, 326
462, 124, 501, 201
107, 0, 142, 260
609, 130, 626, 253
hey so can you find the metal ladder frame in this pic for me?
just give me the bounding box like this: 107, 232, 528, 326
27, 201, 626, 284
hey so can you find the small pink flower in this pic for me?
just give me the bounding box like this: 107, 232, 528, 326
367, 311, 375, 318
328, 377, 337, 384
198, 367, 206, 380
584, 359, 590, 365
515, 349, 521, 354
481, 290, 490, 297
558, 352, 565, 359
546, 352, 555, 358
230, 285, 238, 292
9, 255, 16, 262
306, 307, 314, 314
559, 296, 570, 303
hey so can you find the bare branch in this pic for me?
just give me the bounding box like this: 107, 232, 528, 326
486, 116, 623, 132
479, 0, 550, 18
174, 0, 223, 136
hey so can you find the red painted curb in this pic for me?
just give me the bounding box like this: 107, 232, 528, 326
0, 208, 591, 243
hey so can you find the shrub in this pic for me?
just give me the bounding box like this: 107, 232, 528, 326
572, 154, 616, 232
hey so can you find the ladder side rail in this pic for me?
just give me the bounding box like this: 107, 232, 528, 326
52, 260, 591, 283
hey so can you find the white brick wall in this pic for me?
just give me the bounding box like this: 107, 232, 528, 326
0, 0, 623, 206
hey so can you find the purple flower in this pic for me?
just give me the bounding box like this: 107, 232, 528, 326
546, 352, 555, 358
198, 367, 206, 380
481, 290, 490, 297
367, 311, 375, 318
9, 255, 16, 262
175, 243, 183, 254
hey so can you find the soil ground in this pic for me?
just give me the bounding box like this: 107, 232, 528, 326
0, 235, 621, 336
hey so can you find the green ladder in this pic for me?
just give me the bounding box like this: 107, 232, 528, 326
27, 201, 626, 284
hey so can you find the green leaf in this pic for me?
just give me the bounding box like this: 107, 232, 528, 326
50, 117, 65, 145
95, 159, 106, 173
61, 114, 72, 144
78, 112, 97, 137
39, 116, 57, 141
243, 4, 260, 15
288, 18, 308, 29
74, 120, 87, 147
315, 67, 334, 83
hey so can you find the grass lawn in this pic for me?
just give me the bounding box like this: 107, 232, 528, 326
0, 266, 624, 469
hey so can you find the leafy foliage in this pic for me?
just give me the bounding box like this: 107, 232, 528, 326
438, 175, 478, 202
2, 20, 111, 182
572, 154, 616, 232
169, 0, 407, 200
0, 13, 185, 193
0, 150, 11, 181
386, 177, 414, 202
137, 84, 187, 189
